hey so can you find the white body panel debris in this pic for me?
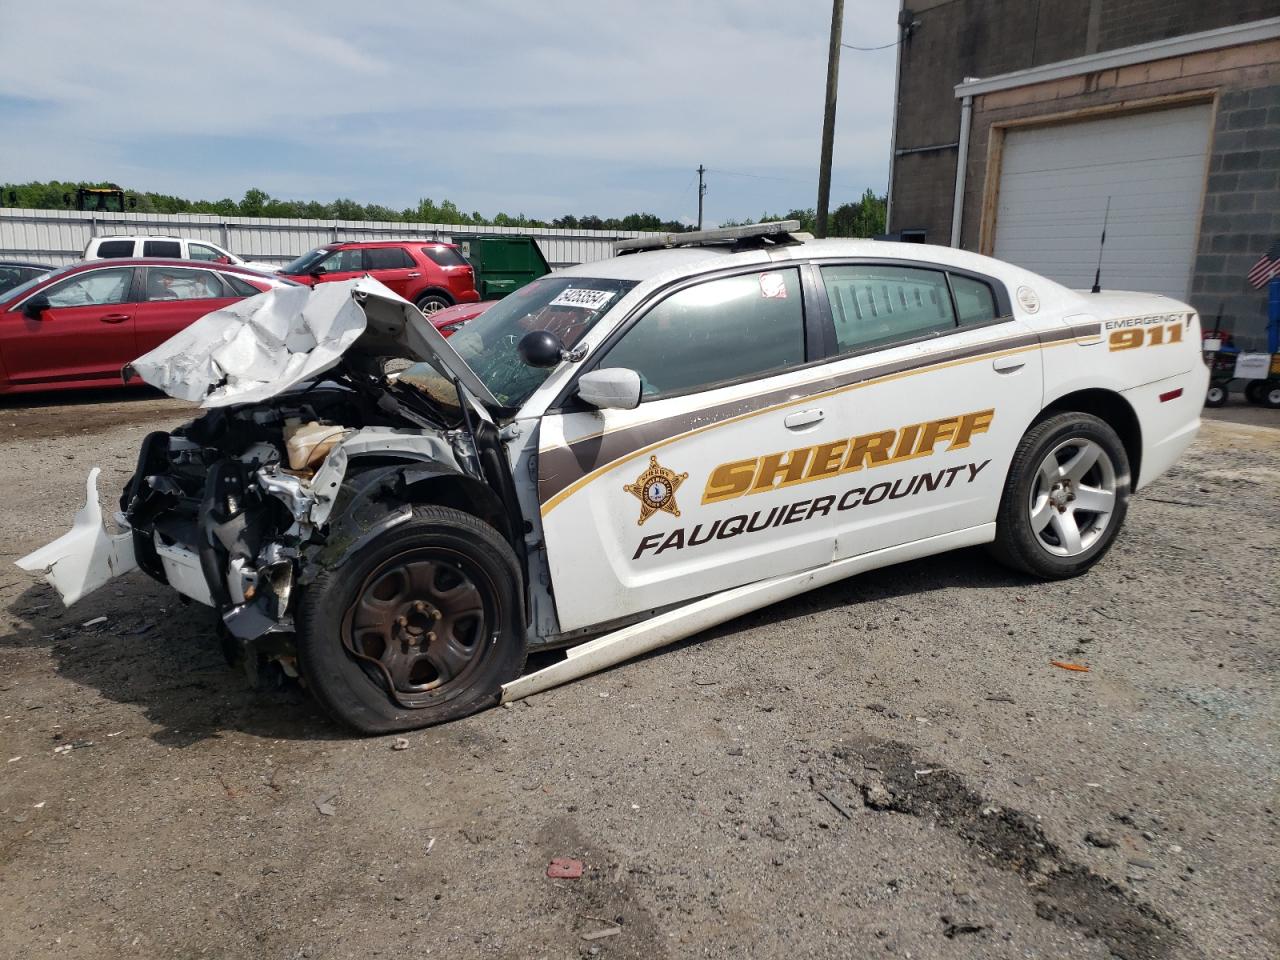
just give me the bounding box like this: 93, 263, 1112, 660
15, 468, 137, 605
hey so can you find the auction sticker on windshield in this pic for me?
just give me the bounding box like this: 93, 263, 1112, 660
549, 288, 616, 310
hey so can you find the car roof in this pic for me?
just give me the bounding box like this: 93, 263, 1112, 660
67, 256, 258, 273
0, 260, 54, 269
558, 237, 1047, 286
92, 235, 208, 244
325, 239, 458, 248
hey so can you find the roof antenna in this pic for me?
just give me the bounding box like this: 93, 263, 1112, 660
1090, 196, 1111, 294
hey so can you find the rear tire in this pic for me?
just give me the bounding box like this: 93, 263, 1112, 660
1244, 381, 1265, 405
1204, 384, 1228, 407
988, 412, 1130, 580
415, 292, 452, 316
1265, 384, 1280, 410
296, 505, 525, 734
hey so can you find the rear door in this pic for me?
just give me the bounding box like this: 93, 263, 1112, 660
133, 265, 241, 356
537, 265, 845, 633
811, 260, 1043, 559
0, 266, 138, 386
365, 246, 419, 298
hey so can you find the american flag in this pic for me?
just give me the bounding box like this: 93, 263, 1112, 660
1247, 239, 1280, 288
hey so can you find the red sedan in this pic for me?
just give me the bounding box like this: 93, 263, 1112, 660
0, 259, 297, 395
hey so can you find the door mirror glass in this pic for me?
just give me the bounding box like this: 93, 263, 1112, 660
518, 329, 565, 368
309, 266, 327, 277
22, 293, 50, 319
577, 367, 642, 410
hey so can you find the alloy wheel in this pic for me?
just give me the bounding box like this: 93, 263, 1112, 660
1028, 438, 1117, 558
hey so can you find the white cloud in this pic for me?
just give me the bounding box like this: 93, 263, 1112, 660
0, 0, 902, 219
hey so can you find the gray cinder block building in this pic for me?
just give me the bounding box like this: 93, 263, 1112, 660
885, 2, 1280, 346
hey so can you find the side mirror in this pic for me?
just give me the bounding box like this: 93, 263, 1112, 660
518, 330, 565, 368
215, 255, 231, 265
577, 368, 642, 410
309, 266, 327, 278
22, 294, 50, 320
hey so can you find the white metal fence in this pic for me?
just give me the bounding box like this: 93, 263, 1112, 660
0, 208, 664, 269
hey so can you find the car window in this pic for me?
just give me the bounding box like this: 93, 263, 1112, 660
224, 274, 264, 297
0, 266, 45, 295
821, 264, 956, 354
145, 267, 226, 301
318, 248, 365, 272
421, 245, 467, 267
189, 243, 224, 262
43, 268, 133, 307
366, 247, 414, 269
96, 240, 135, 258
950, 274, 999, 325
143, 240, 182, 258
603, 269, 806, 400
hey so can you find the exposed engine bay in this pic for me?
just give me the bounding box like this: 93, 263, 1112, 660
19, 278, 525, 687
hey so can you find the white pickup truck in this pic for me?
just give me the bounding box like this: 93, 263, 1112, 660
83, 235, 277, 273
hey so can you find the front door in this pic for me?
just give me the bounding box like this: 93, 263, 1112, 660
537, 266, 843, 633
310, 247, 366, 286
0, 266, 138, 387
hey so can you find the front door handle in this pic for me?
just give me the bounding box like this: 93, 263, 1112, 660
992, 356, 1025, 373
784, 409, 825, 430
98, 313, 130, 324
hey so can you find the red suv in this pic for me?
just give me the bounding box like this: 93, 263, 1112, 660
278, 241, 480, 316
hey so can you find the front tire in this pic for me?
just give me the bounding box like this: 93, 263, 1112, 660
989, 412, 1130, 580
297, 506, 525, 734
1265, 384, 1280, 410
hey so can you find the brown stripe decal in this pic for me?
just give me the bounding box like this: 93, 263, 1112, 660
538, 323, 1096, 511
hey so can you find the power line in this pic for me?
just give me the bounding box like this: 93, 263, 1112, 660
841, 38, 900, 51
705, 166, 865, 195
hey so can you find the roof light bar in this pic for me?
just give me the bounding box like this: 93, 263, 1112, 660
613, 220, 804, 255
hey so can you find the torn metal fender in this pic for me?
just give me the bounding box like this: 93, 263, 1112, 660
15, 468, 138, 605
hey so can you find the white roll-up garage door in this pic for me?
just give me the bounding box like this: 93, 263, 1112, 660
992, 103, 1212, 300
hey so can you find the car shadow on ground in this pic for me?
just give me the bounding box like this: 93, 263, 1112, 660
2, 578, 346, 747
3, 546, 1031, 746
529, 546, 1032, 676
0, 385, 162, 409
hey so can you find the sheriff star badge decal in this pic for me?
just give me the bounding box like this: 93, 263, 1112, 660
624, 456, 688, 526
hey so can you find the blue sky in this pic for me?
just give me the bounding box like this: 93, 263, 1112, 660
0, 0, 902, 225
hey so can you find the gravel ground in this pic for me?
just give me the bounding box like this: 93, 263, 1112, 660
1, 390, 1276, 960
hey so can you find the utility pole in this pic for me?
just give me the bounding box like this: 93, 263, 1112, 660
815, 0, 844, 238
697, 164, 707, 230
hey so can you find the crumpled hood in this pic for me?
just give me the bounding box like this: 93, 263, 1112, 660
128, 276, 499, 408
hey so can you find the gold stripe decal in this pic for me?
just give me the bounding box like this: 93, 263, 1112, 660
539, 326, 1092, 517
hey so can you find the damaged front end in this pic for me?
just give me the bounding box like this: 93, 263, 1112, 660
18, 278, 519, 684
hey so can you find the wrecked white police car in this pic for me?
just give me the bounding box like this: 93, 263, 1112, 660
18, 222, 1207, 733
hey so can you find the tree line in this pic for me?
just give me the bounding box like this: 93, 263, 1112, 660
1, 181, 886, 237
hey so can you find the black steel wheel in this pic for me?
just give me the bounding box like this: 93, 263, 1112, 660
297, 505, 525, 734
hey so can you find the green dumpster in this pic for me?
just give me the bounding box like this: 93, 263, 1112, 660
458, 236, 551, 299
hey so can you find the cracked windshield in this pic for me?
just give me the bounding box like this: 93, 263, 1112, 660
403, 275, 636, 407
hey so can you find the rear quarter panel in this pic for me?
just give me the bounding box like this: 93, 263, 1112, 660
1038, 290, 1205, 489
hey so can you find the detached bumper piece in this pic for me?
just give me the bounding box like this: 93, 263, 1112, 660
15, 468, 138, 605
